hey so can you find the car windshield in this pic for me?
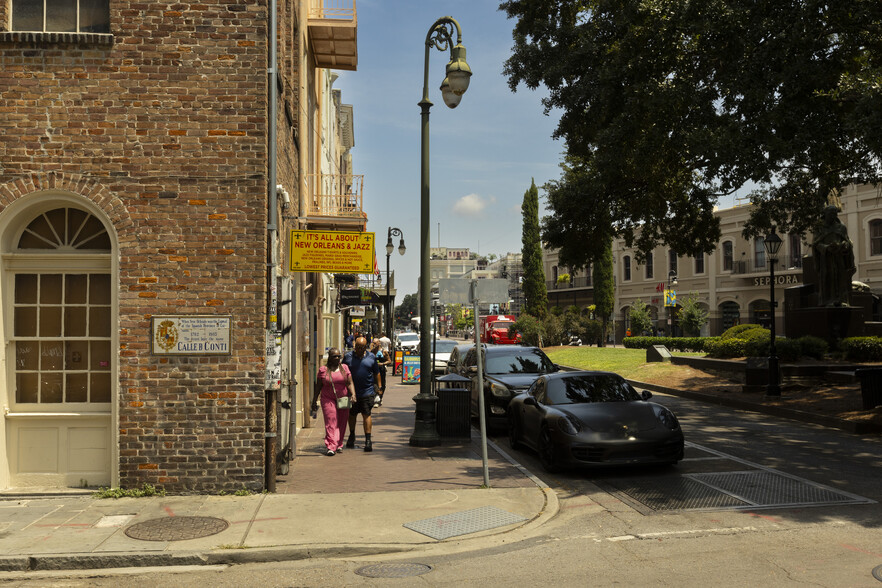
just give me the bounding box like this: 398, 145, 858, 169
398, 334, 419, 342
434, 340, 458, 353
546, 375, 642, 404
484, 349, 555, 375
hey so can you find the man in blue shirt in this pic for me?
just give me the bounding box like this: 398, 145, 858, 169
343, 336, 381, 452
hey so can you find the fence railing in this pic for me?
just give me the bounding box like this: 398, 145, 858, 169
309, 0, 356, 20
304, 174, 364, 219
730, 254, 803, 275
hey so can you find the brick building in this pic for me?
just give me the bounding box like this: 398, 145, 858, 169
0, 1, 361, 492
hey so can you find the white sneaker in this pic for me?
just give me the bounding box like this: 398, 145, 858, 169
373, 395, 381, 407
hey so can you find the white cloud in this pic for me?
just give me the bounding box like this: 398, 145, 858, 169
453, 193, 495, 217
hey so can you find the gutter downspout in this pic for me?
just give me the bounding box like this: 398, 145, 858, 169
265, 0, 279, 493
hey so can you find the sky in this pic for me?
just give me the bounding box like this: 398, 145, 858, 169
332, 0, 565, 299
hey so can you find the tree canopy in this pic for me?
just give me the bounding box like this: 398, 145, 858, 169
522, 178, 548, 317
501, 0, 882, 254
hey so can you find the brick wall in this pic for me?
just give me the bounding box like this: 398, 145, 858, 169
0, 1, 298, 492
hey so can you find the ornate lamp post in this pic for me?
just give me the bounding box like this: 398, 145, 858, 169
385, 227, 406, 338
411, 16, 472, 447
764, 228, 783, 397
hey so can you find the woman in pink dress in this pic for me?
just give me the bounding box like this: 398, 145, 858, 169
310, 348, 355, 456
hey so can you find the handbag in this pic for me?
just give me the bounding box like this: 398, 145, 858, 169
336, 395, 352, 410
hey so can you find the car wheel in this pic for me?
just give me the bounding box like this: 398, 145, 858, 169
508, 413, 522, 451
538, 427, 561, 473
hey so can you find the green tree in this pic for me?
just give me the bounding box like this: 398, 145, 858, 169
522, 178, 548, 317
629, 300, 652, 336
502, 0, 882, 255
510, 313, 545, 347
592, 240, 615, 347
395, 293, 418, 327
678, 292, 710, 337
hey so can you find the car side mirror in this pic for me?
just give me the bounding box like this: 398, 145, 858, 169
524, 396, 538, 406
641, 390, 653, 401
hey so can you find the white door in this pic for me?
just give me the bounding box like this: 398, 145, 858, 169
4, 206, 113, 489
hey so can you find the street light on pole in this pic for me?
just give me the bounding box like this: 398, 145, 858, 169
411, 16, 472, 448
385, 227, 405, 338
763, 228, 783, 397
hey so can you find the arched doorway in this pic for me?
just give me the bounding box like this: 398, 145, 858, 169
2, 202, 115, 489
719, 301, 741, 333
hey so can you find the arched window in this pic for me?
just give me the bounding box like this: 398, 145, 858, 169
722, 241, 733, 271
645, 252, 654, 279
623, 256, 631, 281
754, 237, 766, 269
871, 220, 882, 256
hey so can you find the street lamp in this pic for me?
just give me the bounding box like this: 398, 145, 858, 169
666, 270, 678, 336
763, 228, 783, 397
385, 227, 406, 338
411, 16, 472, 448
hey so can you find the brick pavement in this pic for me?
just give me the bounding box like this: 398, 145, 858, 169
275, 380, 533, 494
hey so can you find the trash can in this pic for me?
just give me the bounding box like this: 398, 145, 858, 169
855, 368, 882, 410
435, 373, 471, 440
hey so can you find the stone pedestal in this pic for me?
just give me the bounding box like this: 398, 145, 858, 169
785, 306, 865, 343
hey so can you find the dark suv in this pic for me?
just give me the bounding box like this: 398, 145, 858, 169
463, 345, 558, 429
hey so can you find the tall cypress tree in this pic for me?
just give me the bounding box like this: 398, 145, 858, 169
592, 239, 614, 347
521, 179, 547, 318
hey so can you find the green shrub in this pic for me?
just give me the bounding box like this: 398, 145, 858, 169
93, 483, 166, 499
622, 336, 715, 352
840, 337, 882, 362
705, 338, 746, 358
798, 336, 829, 359
720, 324, 763, 339
775, 338, 802, 362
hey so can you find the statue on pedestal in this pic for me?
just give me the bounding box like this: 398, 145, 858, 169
812, 205, 855, 307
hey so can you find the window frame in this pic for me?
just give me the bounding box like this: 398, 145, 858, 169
11, 0, 110, 34
623, 255, 631, 281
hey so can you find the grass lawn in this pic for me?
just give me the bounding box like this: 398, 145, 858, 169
543, 345, 700, 382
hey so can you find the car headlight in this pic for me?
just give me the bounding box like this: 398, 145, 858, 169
489, 382, 512, 398
654, 406, 681, 431
556, 414, 582, 435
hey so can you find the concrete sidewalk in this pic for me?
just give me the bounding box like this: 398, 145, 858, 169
0, 379, 557, 572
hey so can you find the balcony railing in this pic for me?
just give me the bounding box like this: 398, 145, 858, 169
308, 1, 357, 71
546, 276, 592, 290
309, 0, 355, 19
730, 255, 803, 275
305, 173, 365, 221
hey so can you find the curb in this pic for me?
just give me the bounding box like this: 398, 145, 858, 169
630, 379, 882, 435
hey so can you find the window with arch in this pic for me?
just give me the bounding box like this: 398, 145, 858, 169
623, 256, 631, 281
754, 237, 766, 269
871, 220, 882, 256
722, 241, 733, 271
645, 252, 653, 279
9, 207, 112, 405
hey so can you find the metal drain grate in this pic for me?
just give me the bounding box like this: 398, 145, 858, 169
600, 475, 749, 512
600, 470, 872, 513
691, 471, 867, 507
124, 516, 229, 541
355, 563, 433, 578
404, 506, 527, 540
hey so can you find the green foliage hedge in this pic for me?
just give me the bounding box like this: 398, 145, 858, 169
622, 336, 715, 352
840, 337, 882, 362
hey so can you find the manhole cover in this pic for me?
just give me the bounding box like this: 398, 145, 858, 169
124, 516, 229, 541
355, 563, 433, 578
873, 563, 882, 582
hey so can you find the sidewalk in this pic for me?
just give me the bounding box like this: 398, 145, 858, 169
0, 379, 556, 573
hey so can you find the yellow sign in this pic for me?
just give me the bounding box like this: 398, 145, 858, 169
289, 230, 374, 273
664, 289, 677, 307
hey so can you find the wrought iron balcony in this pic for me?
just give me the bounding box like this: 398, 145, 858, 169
730, 255, 803, 275
308, 0, 357, 71
303, 174, 365, 228
546, 276, 593, 290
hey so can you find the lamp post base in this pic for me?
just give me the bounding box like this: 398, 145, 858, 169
409, 392, 440, 447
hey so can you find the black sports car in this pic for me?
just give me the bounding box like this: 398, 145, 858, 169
508, 371, 685, 472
